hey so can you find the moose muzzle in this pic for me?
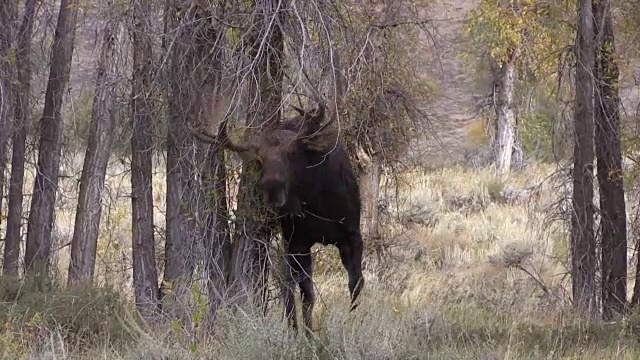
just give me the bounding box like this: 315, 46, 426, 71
260, 178, 288, 209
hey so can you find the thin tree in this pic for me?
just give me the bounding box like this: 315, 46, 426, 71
492, 54, 519, 174
192, 8, 231, 324
202, 141, 231, 324
571, 0, 597, 314
0, 1, 17, 234
68, 4, 120, 285
160, 1, 233, 324
25, 0, 79, 277
228, 0, 285, 310
192, 75, 231, 325
162, 1, 213, 318
130, 0, 160, 319
592, 0, 627, 316
3, 0, 38, 276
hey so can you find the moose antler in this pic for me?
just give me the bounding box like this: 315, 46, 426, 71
292, 94, 329, 136
292, 102, 339, 152
190, 94, 257, 156
291, 104, 306, 118
295, 102, 328, 138
296, 50, 345, 151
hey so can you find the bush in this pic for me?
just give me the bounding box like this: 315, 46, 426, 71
519, 110, 556, 161
0, 276, 136, 355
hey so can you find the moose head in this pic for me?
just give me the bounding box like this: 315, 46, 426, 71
192, 97, 337, 213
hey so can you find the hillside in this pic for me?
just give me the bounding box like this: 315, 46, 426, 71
417, 0, 484, 166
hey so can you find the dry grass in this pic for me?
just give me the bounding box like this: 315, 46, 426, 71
3, 156, 640, 359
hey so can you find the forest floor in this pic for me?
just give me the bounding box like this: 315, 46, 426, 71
3, 160, 640, 359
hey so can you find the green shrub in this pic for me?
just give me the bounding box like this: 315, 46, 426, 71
519, 110, 556, 161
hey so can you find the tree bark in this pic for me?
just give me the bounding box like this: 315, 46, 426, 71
3, 0, 37, 276
192, 9, 231, 324
228, 0, 285, 311
511, 120, 525, 170
592, 0, 627, 317
162, 99, 198, 313
131, 0, 160, 319
571, 0, 597, 315
0, 1, 17, 236
357, 148, 381, 242
25, 0, 79, 277
161, 2, 209, 319
493, 57, 518, 174
230, 163, 274, 310
68, 9, 119, 286
202, 144, 231, 325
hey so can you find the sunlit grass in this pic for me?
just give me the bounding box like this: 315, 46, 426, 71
3, 155, 640, 359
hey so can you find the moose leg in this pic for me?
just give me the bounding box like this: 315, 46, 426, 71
282, 252, 299, 331
297, 251, 315, 336
283, 245, 312, 332
339, 234, 365, 311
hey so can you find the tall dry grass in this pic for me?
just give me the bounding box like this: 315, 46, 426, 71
2, 155, 640, 359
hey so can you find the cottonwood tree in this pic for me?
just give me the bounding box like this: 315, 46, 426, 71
158, 0, 430, 318
0, 2, 16, 235
161, 0, 201, 318
25, 0, 80, 278
227, 0, 285, 310
463, 0, 571, 172
3, 0, 38, 276
199, 100, 231, 324
130, 0, 160, 319
161, 0, 231, 322
191, 15, 231, 326
592, 0, 627, 317
68, 3, 121, 285
610, 0, 640, 310
571, 0, 597, 314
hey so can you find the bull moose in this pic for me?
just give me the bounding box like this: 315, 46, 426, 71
192, 96, 365, 335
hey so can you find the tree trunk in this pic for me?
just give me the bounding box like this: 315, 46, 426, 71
163, 90, 198, 315
357, 148, 381, 242
571, 0, 597, 315
0, 1, 17, 235
230, 163, 274, 310
131, 0, 160, 319
161, 2, 209, 319
192, 9, 230, 324
3, 0, 37, 276
493, 57, 518, 174
229, 0, 284, 311
592, 0, 627, 316
511, 120, 525, 170
25, 0, 79, 277
202, 144, 231, 325
68, 9, 119, 286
